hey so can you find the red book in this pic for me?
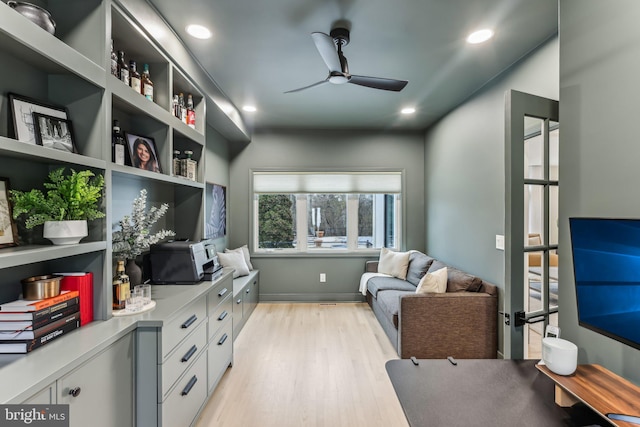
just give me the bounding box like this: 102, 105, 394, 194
58, 272, 93, 326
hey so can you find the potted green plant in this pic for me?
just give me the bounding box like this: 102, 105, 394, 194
10, 167, 105, 245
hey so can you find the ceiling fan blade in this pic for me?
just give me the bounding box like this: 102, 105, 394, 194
284, 79, 329, 94
311, 32, 342, 73
348, 75, 408, 92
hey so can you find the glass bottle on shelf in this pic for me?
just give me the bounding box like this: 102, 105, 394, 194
141, 64, 154, 101
117, 51, 129, 85
129, 60, 142, 95
173, 150, 181, 177
112, 120, 126, 165
187, 94, 196, 129
179, 92, 187, 124
172, 95, 179, 118
182, 150, 197, 181
110, 39, 118, 77
112, 260, 130, 311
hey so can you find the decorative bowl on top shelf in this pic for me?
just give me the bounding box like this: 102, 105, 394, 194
7, 1, 56, 35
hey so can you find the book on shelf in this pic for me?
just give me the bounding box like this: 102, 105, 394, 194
0, 300, 80, 330
0, 290, 79, 312
0, 315, 80, 354
57, 272, 93, 326
0, 311, 79, 341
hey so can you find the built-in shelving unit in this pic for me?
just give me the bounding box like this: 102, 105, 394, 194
0, 0, 208, 321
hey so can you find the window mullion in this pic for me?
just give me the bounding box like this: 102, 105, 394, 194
296, 194, 308, 251
346, 194, 359, 250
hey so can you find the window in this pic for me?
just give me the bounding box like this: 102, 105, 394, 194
252, 171, 402, 253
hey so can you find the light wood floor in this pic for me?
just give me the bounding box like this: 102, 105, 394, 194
195, 303, 409, 427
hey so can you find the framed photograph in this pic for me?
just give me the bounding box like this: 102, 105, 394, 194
32, 113, 78, 153
0, 178, 19, 249
124, 132, 162, 173
205, 182, 227, 239
8, 93, 68, 145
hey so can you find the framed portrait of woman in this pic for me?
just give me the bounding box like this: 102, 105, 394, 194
124, 133, 162, 173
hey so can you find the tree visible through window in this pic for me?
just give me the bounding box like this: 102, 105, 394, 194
258, 194, 295, 248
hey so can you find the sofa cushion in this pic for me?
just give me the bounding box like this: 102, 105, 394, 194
416, 267, 448, 294
378, 248, 411, 280
405, 251, 435, 286
367, 276, 416, 298
376, 290, 409, 329
428, 261, 483, 292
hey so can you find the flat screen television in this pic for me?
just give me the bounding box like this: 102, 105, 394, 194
569, 217, 640, 350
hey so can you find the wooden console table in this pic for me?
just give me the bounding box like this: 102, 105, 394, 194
536, 363, 640, 427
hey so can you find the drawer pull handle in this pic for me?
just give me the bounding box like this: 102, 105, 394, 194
218, 333, 228, 345
181, 345, 197, 363
218, 311, 228, 321
236, 299, 242, 304
181, 315, 198, 329
246, 288, 250, 294
253, 281, 257, 285
218, 288, 228, 297
68, 387, 81, 398
181, 375, 198, 396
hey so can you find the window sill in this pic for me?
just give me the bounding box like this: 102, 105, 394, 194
251, 249, 385, 258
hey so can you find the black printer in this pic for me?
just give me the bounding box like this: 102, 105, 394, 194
150, 240, 221, 284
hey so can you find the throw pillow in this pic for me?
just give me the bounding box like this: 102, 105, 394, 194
378, 248, 411, 280
405, 251, 435, 286
225, 244, 253, 270
428, 261, 482, 292
217, 250, 250, 278
415, 267, 448, 294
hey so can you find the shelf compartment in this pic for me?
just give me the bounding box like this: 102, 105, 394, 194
0, 1, 105, 88
0, 242, 107, 270
172, 66, 205, 136
0, 136, 106, 170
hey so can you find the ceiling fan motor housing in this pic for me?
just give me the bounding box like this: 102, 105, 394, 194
330, 27, 350, 47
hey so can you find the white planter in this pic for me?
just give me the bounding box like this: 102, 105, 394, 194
43, 220, 88, 245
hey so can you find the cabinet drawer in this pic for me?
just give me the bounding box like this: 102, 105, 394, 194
208, 293, 232, 340
207, 318, 233, 392
162, 352, 207, 427
161, 320, 207, 398
207, 275, 232, 315
162, 298, 207, 359
233, 293, 244, 335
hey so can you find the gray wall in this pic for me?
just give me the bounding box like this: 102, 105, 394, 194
559, 0, 640, 383
424, 37, 558, 356
229, 129, 425, 301
205, 125, 231, 251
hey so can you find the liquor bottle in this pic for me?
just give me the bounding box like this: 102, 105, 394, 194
186, 94, 196, 129
141, 63, 154, 101
182, 150, 197, 181
173, 150, 181, 177
112, 120, 126, 165
112, 260, 130, 310
110, 39, 118, 77
179, 93, 187, 124
172, 95, 179, 118
129, 60, 142, 95
117, 51, 129, 85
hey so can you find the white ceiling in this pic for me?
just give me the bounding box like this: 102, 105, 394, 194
147, 0, 558, 132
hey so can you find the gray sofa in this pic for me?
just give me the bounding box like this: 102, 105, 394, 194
364, 252, 498, 359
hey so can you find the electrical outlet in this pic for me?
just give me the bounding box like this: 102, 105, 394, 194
496, 234, 505, 251
320, 273, 326, 283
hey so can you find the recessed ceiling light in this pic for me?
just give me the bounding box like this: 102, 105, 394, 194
186, 24, 212, 40
242, 105, 257, 113
401, 107, 416, 115
466, 29, 494, 44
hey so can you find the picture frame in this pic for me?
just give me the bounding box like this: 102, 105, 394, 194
8, 93, 68, 145
205, 182, 227, 239
0, 178, 19, 249
124, 132, 162, 173
32, 113, 78, 153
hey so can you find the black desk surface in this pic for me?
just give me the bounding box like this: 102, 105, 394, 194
386, 359, 592, 427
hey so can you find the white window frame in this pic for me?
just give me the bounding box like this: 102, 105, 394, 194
251, 169, 404, 255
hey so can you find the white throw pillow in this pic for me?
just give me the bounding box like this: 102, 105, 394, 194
378, 248, 411, 280
416, 267, 448, 294
217, 250, 250, 278
225, 245, 253, 270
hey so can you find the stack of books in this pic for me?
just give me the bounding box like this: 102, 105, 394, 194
0, 290, 81, 353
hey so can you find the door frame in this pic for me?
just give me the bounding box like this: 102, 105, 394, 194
504, 90, 559, 359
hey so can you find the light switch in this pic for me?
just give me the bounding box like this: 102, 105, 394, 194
320, 273, 326, 282
495, 235, 505, 251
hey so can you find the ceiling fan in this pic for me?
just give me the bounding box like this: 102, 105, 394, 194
285, 26, 408, 93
